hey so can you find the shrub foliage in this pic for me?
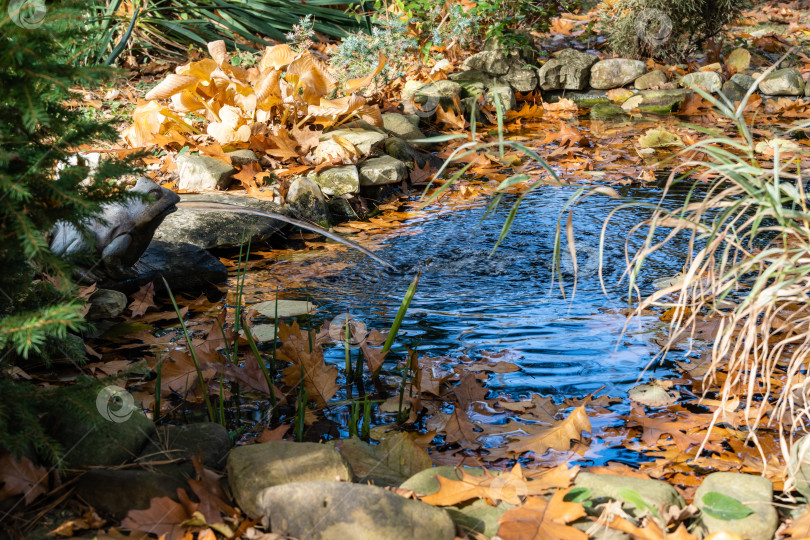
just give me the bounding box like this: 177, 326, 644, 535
600, 0, 748, 62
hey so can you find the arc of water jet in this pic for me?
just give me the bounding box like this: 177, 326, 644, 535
176, 200, 402, 273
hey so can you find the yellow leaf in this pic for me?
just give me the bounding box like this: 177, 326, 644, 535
207, 40, 227, 67
144, 74, 199, 101
206, 105, 251, 144
259, 44, 296, 72
285, 52, 337, 105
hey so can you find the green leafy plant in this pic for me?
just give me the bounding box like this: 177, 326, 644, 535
330, 17, 418, 85
599, 0, 748, 62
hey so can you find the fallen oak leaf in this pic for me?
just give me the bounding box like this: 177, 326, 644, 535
128, 282, 156, 318
0, 453, 49, 505
497, 489, 588, 540
121, 489, 198, 540
506, 405, 591, 456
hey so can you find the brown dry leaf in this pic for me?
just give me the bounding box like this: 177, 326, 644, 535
128, 282, 156, 318
444, 407, 481, 448
50, 510, 105, 537
122, 490, 197, 540
264, 129, 301, 161
0, 453, 49, 505
497, 489, 587, 540
188, 456, 235, 524
160, 349, 216, 399
257, 424, 290, 442
506, 405, 591, 456
410, 162, 436, 185
436, 105, 466, 130
232, 161, 265, 192
454, 372, 488, 410
277, 321, 339, 406
335, 432, 431, 485
606, 515, 697, 540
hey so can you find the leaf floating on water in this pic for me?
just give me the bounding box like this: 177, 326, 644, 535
639, 128, 684, 148
628, 382, 679, 407
506, 405, 591, 456
251, 299, 316, 318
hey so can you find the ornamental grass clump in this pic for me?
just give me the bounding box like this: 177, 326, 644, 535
570, 60, 810, 461
599, 0, 747, 62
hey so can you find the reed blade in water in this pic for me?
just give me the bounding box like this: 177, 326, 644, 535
176, 200, 402, 273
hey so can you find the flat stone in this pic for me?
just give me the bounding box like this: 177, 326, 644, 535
537, 49, 598, 91
227, 441, 354, 518
462, 51, 509, 76
700, 62, 723, 72
457, 80, 486, 99
287, 176, 330, 226
574, 472, 685, 517
251, 299, 316, 318
310, 165, 360, 197
590, 59, 646, 89
726, 48, 751, 72
76, 469, 187, 520
694, 472, 777, 540
154, 193, 290, 250
545, 89, 610, 107
634, 69, 668, 90
760, 67, 805, 96
176, 154, 236, 191
381, 113, 424, 141
449, 70, 495, 86
634, 88, 692, 112
257, 481, 455, 540
680, 71, 723, 94
806, 79, 810, 97
359, 156, 408, 186
137, 422, 231, 471
86, 288, 127, 320
318, 128, 386, 156
226, 149, 259, 166
449, 500, 513, 538
327, 198, 356, 222
135, 241, 227, 291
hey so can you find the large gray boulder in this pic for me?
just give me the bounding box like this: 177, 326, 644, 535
257, 481, 455, 540
462, 51, 509, 76
76, 469, 187, 520
287, 176, 330, 226
537, 49, 598, 91
590, 59, 646, 89
86, 289, 127, 320
227, 441, 354, 518
176, 154, 236, 191
385, 137, 444, 169
135, 241, 228, 291
789, 434, 810, 499
485, 82, 516, 111
310, 165, 360, 196
154, 193, 290, 250
503, 55, 538, 93
137, 422, 231, 472
317, 128, 386, 157
359, 156, 409, 186
759, 67, 805, 96
694, 472, 778, 540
